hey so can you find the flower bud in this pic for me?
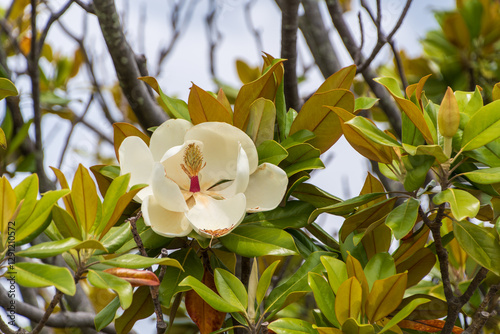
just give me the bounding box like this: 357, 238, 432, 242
438, 87, 460, 138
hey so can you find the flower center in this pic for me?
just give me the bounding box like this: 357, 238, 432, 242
181, 143, 206, 193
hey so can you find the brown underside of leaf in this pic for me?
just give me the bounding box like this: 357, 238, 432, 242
185, 267, 226, 334
398, 319, 464, 334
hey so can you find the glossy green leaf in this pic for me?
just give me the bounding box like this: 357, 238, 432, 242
94, 297, 120, 331
460, 167, 500, 184
365, 273, 408, 323
345, 116, 401, 147
256, 260, 280, 307
115, 286, 155, 334
385, 198, 420, 239
12, 174, 38, 225
97, 174, 130, 233
280, 143, 324, 177
374, 77, 404, 98
159, 248, 203, 308
188, 83, 232, 124
243, 201, 315, 229
364, 252, 396, 290
214, 268, 247, 312
0, 128, 6, 149
281, 129, 315, 149
462, 100, 500, 151
72, 164, 99, 233
17, 238, 106, 258
179, 276, 242, 313
15, 262, 76, 296
403, 155, 435, 192
268, 318, 318, 334
220, 225, 298, 257
52, 205, 82, 240
354, 97, 379, 112
432, 188, 480, 220
392, 294, 448, 320
138, 76, 190, 121
246, 98, 276, 146
335, 277, 362, 325
453, 220, 500, 276
0, 177, 16, 237
87, 270, 133, 309
100, 253, 182, 269
265, 252, 335, 317
308, 272, 339, 327
378, 298, 431, 334
0, 78, 18, 100
257, 140, 288, 165
292, 183, 342, 208
320, 256, 347, 294
309, 192, 387, 223
97, 223, 132, 254
342, 318, 374, 334
16, 189, 70, 245
318, 64, 356, 92
403, 143, 449, 164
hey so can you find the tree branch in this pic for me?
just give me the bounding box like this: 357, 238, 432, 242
277, 0, 301, 111
464, 283, 500, 334
93, 0, 167, 131
326, 0, 402, 137
37, 1, 75, 55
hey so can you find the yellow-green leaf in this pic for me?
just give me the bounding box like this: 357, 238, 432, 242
461, 100, 500, 151
188, 83, 233, 124
72, 164, 99, 233
365, 273, 408, 323
0, 176, 16, 237
335, 277, 362, 325
317, 65, 357, 92
0, 78, 18, 100
246, 98, 276, 146
432, 188, 480, 221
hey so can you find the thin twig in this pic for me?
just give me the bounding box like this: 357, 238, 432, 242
73, 0, 95, 14
458, 267, 489, 305
389, 39, 408, 90
128, 212, 167, 334
244, 0, 263, 55
463, 283, 500, 334
37, 0, 75, 54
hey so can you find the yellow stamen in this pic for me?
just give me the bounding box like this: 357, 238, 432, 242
181, 143, 205, 178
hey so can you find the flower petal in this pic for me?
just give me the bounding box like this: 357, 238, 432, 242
142, 195, 192, 237
186, 193, 246, 238
215, 145, 250, 198
149, 119, 193, 161
245, 163, 288, 213
160, 141, 204, 191
152, 163, 188, 212
185, 122, 258, 185
119, 136, 154, 187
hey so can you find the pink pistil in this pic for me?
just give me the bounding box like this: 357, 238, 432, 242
190, 175, 201, 193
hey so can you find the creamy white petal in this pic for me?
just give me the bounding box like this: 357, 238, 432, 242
152, 163, 188, 212
119, 136, 154, 187
216, 145, 250, 198
142, 195, 192, 237
186, 193, 246, 238
136, 186, 153, 202
160, 143, 194, 191
185, 122, 259, 184
150, 119, 193, 161
245, 163, 288, 213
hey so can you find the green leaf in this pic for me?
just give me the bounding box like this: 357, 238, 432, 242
138, 76, 190, 121
219, 225, 298, 257
97, 174, 130, 234
268, 318, 318, 334
320, 256, 347, 294
256, 260, 280, 307
378, 298, 431, 334
345, 116, 401, 147
374, 77, 403, 98
52, 205, 82, 240
391, 294, 448, 320
100, 254, 182, 270
17, 238, 106, 258
432, 188, 480, 220
385, 198, 420, 239
460, 167, 500, 184
115, 286, 154, 334
0, 78, 18, 100
354, 97, 379, 112
246, 98, 276, 146
13, 173, 38, 225
16, 189, 70, 245
365, 273, 407, 323
453, 220, 500, 276
0, 128, 6, 149
179, 276, 242, 313
15, 262, 76, 296
335, 277, 362, 325
243, 201, 315, 229
280, 143, 324, 177
214, 268, 248, 313
364, 252, 396, 290
159, 248, 204, 308
342, 318, 374, 334
87, 270, 133, 309
265, 252, 335, 317
72, 164, 99, 233
276, 80, 288, 142
403, 143, 449, 164
461, 100, 500, 151
0, 177, 16, 238
292, 183, 342, 208
308, 272, 339, 327
95, 297, 120, 331
257, 140, 288, 165
281, 129, 315, 149
403, 155, 435, 192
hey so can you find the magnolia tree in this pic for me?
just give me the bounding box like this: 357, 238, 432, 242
1, 1, 500, 334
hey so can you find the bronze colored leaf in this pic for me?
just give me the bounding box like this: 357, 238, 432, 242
103, 268, 160, 287
188, 83, 233, 124
398, 319, 463, 334
396, 247, 436, 288
113, 122, 150, 162
185, 267, 226, 334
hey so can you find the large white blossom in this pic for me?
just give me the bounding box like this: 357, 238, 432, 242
119, 119, 288, 238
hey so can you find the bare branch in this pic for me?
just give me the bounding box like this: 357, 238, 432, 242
276, 0, 301, 111
326, 0, 402, 137
205, 0, 222, 78
389, 40, 408, 90
93, 0, 167, 131
299, 0, 341, 78
37, 1, 75, 54
464, 283, 499, 334
73, 0, 95, 14
244, 0, 264, 55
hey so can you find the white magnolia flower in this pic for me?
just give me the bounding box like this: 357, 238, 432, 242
119, 119, 288, 238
